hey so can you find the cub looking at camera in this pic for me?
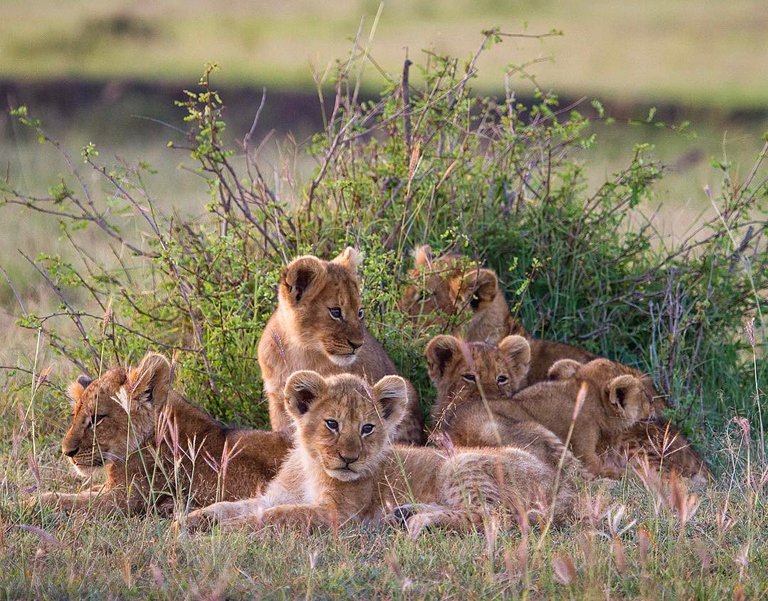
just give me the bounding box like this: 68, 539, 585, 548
183, 371, 578, 535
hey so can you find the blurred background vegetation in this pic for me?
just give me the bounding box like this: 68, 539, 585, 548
1, 0, 766, 380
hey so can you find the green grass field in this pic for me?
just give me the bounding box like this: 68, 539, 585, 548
1, 6, 767, 598
2, 0, 768, 108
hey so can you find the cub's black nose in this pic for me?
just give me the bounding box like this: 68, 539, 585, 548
63, 446, 79, 458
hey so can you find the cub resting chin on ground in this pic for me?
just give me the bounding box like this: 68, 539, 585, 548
258, 247, 424, 445
34, 353, 291, 514
183, 371, 579, 535
426, 335, 658, 479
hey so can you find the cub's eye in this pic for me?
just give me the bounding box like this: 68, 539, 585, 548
361, 424, 375, 436
325, 419, 339, 432
497, 375, 509, 385
88, 414, 108, 427
328, 307, 342, 320
461, 373, 477, 383
357, 308, 365, 320
469, 294, 480, 309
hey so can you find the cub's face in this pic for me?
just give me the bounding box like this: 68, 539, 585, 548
61, 353, 171, 476
426, 334, 531, 406
400, 251, 466, 327
400, 246, 505, 335
62, 368, 132, 476
280, 249, 366, 366
284, 371, 407, 481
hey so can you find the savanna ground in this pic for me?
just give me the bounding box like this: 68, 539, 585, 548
1, 5, 767, 599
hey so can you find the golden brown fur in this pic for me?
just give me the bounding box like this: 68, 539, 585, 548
400, 245, 595, 382
400, 246, 526, 341
36, 353, 291, 514
425, 334, 582, 476
259, 247, 424, 444
428, 344, 657, 478
184, 372, 577, 534
546, 359, 710, 480
406, 246, 709, 479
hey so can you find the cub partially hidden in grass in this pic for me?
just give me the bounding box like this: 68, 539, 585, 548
35, 352, 291, 514
183, 371, 578, 535
425, 334, 581, 475
406, 246, 709, 480
426, 336, 655, 478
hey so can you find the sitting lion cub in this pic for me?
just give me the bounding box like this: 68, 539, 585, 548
35, 353, 291, 514
184, 371, 578, 534
259, 247, 424, 444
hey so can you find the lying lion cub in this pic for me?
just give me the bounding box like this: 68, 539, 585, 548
425, 334, 580, 474
184, 371, 578, 534
400, 245, 596, 382
406, 246, 709, 479
427, 337, 654, 478
35, 353, 291, 514
259, 247, 425, 444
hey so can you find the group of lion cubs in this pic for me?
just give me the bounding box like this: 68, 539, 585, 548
37, 246, 709, 536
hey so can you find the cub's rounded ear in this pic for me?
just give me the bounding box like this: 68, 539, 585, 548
425, 335, 463, 381
331, 247, 364, 274
606, 374, 641, 409
547, 359, 583, 381
372, 375, 408, 429
498, 335, 531, 367
67, 375, 92, 406
127, 353, 172, 407
413, 245, 433, 269
285, 370, 327, 418
462, 268, 498, 309
281, 256, 326, 304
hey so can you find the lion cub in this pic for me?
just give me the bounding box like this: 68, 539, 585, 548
35, 353, 291, 514
184, 371, 577, 534
400, 245, 596, 382
259, 247, 424, 444
453, 357, 656, 478
405, 245, 709, 479
425, 334, 582, 475
547, 359, 710, 481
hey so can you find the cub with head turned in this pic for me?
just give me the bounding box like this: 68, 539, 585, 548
35, 353, 291, 514
427, 336, 656, 478
400, 245, 596, 382
258, 247, 424, 444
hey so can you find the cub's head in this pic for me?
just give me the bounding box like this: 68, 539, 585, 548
400, 245, 523, 341
62, 353, 172, 476
279, 247, 366, 366
284, 371, 408, 481
575, 359, 656, 425
425, 334, 531, 420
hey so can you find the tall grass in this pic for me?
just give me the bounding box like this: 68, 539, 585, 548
0, 31, 766, 598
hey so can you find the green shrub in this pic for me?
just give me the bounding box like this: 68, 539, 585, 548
3, 34, 766, 463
